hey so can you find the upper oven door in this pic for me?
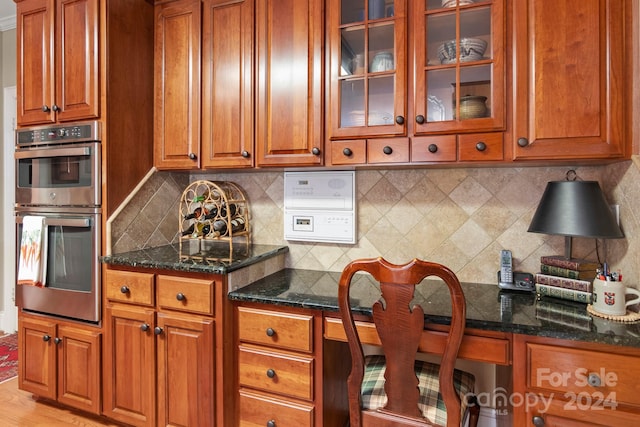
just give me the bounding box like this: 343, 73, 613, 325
15, 142, 101, 207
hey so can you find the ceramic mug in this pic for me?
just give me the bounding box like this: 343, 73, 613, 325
592, 278, 640, 316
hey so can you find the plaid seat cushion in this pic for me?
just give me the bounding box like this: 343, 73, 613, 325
361, 355, 476, 426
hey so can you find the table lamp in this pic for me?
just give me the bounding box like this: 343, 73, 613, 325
527, 180, 624, 260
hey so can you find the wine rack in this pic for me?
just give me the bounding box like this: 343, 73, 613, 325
178, 180, 251, 262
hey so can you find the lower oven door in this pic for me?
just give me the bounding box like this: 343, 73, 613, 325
15, 207, 101, 323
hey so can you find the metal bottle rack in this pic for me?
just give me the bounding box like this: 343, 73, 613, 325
178, 180, 251, 262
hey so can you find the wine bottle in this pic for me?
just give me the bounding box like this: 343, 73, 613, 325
181, 224, 195, 236
220, 203, 237, 218
201, 224, 211, 236
203, 206, 218, 220
230, 217, 246, 233
211, 220, 228, 237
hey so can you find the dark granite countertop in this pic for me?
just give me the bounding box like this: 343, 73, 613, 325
100, 242, 288, 274
228, 268, 640, 348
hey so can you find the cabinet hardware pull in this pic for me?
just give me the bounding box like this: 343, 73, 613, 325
475, 141, 487, 151
415, 115, 425, 124
312, 147, 321, 155
140, 323, 150, 332
154, 327, 164, 335
517, 137, 529, 147
428, 144, 438, 153
188, 152, 197, 160
266, 369, 276, 378
54, 337, 62, 344
342, 148, 353, 156
120, 286, 130, 294
383, 146, 393, 155
42, 105, 50, 112
176, 293, 185, 301
587, 372, 602, 387
43, 334, 51, 342
395, 115, 405, 125
267, 420, 276, 427
266, 328, 275, 337
532, 415, 544, 426
52, 104, 60, 112
241, 150, 250, 158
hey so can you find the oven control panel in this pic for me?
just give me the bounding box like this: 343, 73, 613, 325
16, 121, 101, 147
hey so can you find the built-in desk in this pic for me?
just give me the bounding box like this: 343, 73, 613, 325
229, 268, 640, 427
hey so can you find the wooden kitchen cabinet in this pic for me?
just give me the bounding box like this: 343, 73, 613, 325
18, 313, 101, 415
254, 0, 324, 167
103, 268, 225, 426
511, 0, 630, 161
153, 0, 202, 170
512, 334, 640, 427
16, 0, 99, 126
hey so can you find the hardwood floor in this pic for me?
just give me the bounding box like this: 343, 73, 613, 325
0, 378, 123, 426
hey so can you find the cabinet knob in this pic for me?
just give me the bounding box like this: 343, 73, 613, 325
475, 141, 487, 152
266, 328, 275, 337
154, 326, 164, 335
54, 337, 62, 345
517, 137, 529, 147
532, 415, 545, 426
415, 115, 425, 124
428, 144, 438, 153
395, 115, 405, 125
383, 146, 393, 155
266, 369, 276, 378
43, 334, 51, 342
188, 152, 197, 160
587, 372, 602, 387
342, 148, 353, 157
176, 292, 185, 301
241, 150, 250, 158
52, 104, 60, 112
140, 323, 150, 332
311, 147, 321, 156
120, 286, 130, 294
42, 105, 50, 113
267, 421, 276, 427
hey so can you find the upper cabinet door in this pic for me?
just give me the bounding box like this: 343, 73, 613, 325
16, 0, 99, 126
255, 0, 324, 167
512, 0, 628, 160
201, 0, 254, 169
154, 0, 202, 170
328, 0, 407, 139
413, 0, 505, 135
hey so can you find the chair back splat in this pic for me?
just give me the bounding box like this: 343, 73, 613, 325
337, 257, 471, 427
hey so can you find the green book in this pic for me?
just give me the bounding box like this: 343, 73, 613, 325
540, 264, 597, 280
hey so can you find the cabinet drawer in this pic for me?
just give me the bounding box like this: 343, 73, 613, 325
157, 275, 214, 316
330, 140, 366, 165
458, 132, 503, 161
238, 345, 314, 401
368, 138, 410, 164
412, 135, 457, 162
527, 343, 640, 407
239, 390, 314, 427
238, 307, 313, 352
105, 270, 154, 306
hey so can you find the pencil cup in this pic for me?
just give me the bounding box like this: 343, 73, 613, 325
592, 278, 640, 316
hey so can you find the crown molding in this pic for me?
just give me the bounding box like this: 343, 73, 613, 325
0, 15, 16, 32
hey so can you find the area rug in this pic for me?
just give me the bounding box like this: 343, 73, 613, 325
0, 333, 18, 384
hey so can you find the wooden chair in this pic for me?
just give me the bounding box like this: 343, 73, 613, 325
338, 258, 480, 427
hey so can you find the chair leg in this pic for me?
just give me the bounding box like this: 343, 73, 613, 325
467, 395, 480, 427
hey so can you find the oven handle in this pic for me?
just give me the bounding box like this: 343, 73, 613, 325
16, 216, 92, 228
14, 146, 92, 159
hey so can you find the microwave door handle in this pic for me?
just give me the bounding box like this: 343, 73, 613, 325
14, 146, 92, 159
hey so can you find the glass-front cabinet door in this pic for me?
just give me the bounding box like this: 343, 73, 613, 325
414, 0, 504, 134
329, 0, 406, 138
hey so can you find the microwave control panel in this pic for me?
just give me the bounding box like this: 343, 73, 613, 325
284, 171, 356, 244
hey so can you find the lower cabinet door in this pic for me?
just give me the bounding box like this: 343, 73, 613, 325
56, 325, 101, 414
156, 312, 215, 427
526, 394, 639, 427
239, 389, 314, 427
103, 304, 156, 427
18, 316, 57, 400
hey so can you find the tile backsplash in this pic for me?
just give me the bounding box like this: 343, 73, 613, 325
110, 160, 640, 287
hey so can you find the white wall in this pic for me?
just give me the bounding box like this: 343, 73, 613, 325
1, 85, 16, 333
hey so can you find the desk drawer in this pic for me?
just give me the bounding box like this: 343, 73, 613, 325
238, 307, 313, 352
527, 343, 640, 407
105, 270, 154, 306
239, 390, 314, 427
239, 345, 314, 401
157, 275, 214, 316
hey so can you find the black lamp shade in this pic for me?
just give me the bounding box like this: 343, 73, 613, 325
528, 181, 623, 239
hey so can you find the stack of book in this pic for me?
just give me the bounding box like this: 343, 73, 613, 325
535, 255, 599, 304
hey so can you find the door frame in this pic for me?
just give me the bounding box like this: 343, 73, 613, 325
2, 85, 17, 333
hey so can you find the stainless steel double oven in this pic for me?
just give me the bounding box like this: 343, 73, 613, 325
15, 121, 102, 323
